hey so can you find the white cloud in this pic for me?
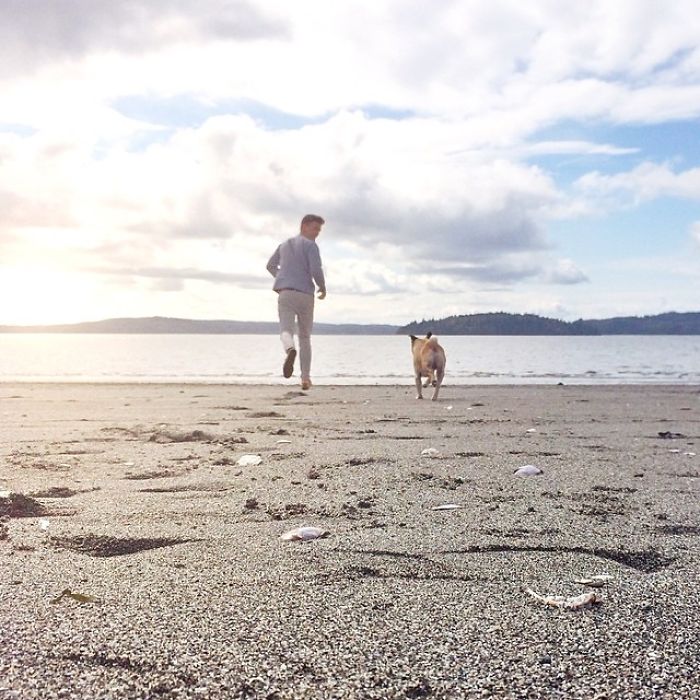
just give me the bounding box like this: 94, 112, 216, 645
545, 258, 589, 285
575, 162, 700, 205
691, 222, 700, 247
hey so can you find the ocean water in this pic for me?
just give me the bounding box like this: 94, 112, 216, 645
0, 334, 698, 384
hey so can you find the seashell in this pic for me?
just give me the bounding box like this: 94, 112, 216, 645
280, 526, 329, 542
276, 439, 291, 444
514, 465, 543, 477
236, 454, 262, 467
421, 448, 441, 458
524, 587, 601, 610
39, 519, 50, 531
574, 578, 606, 588
432, 504, 462, 511
526, 428, 537, 433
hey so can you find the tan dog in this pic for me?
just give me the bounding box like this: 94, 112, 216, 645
410, 332, 446, 401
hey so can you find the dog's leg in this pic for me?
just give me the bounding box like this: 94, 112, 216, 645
431, 369, 444, 401
422, 370, 433, 388
415, 373, 423, 399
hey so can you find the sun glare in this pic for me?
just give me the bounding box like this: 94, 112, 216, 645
0, 266, 98, 326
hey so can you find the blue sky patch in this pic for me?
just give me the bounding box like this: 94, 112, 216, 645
0, 123, 37, 137
113, 95, 330, 131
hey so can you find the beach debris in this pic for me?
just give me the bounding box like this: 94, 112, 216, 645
574, 574, 612, 588
280, 526, 329, 542
247, 411, 283, 419
524, 587, 601, 610
243, 498, 259, 510
431, 504, 462, 511
421, 448, 442, 458
50, 588, 100, 605
306, 468, 321, 480
52, 535, 192, 557
669, 449, 681, 454
684, 452, 696, 457
657, 431, 687, 440
236, 454, 262, 467
276, 439, 292, 444
514, 465, 543, 477
149, 429, 213, 443
38, 519, 50, 531
446, 405, 453, 411
526, 428, 537, 433
345, 457, 376, 467
0, 492, 46, 518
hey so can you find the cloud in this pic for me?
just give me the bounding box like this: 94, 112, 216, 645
545, 258, 589, 285
432, 261, 541, 285
0, 110, 556, 263
575, 162, 700, 205
691, 222, 700, 247
95, 265, 270, 289
519, 140, 638, 157
0, 0, 287, 75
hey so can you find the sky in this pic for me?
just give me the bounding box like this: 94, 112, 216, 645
2, 0, 700, 327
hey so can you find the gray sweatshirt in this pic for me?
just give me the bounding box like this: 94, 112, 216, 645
266, 235, 326, 296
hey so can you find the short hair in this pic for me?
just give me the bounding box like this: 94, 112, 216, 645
301, 214, 325, 227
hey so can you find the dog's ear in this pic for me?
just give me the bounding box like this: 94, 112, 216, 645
410, 335, 418, 344
426, 331, 432, 339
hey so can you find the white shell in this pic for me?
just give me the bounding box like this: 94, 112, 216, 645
432, 504, 462, 511
574, 578, 605, 588
524, 587, 600, 610
280, 526, 328, 542
236, 454, 262, 467
421, 448, 441, 458
514, 464, 543, 477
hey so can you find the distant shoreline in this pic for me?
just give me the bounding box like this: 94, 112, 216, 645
1, 310, 699, 335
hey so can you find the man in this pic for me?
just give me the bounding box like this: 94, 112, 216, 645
266, 214, 326, 390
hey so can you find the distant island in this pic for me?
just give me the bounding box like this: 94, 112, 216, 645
398, 311, 700, 335
1, 311, 699, 335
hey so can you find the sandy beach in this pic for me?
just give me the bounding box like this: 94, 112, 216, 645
1, 382, 699, 699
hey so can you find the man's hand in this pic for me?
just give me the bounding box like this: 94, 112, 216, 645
317, 290, 326, 300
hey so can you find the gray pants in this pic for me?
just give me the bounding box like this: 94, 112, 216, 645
277, 290, 315, 380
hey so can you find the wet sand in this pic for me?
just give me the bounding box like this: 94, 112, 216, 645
1, 383, 699, 699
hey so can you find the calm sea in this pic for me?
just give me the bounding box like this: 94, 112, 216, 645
0, 334, 698, 384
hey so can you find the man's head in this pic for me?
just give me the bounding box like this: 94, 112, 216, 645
300, 214, 324, 240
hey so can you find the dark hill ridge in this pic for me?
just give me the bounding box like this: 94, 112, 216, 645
398, 311, 700, 335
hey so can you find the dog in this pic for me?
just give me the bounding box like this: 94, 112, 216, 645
409, 332, 446, 401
